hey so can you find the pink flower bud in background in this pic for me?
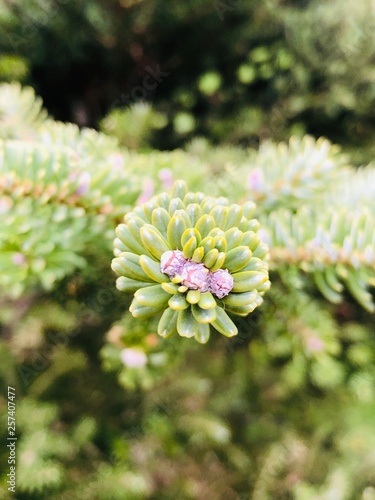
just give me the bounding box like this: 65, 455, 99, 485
160, 250, 187, 276
137, 179, 154, 204
257, 228, 271, 247
75, 171, 91, 195
158, 168, 174, 189
208, 268, 234, 298
108, 153, 124, 170
305, 336, 325, 354
120, 348, 147, 368
0, 196, 13, 215
247, 168, 264, 192
12, 252, 26, 266
180, 261, 209, 292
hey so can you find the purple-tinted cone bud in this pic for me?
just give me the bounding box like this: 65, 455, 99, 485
180, 261, 209, 292
209, 268, 234, 299
247, 168, 264, 192
120, 348, 147, 368
75, 172, 91, 195
12, 252, 26, 266
158, 168, 174, 189
160, 250, 186, 276
137, 179, 154, 204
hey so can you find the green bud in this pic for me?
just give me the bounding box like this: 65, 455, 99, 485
181, 228, 201, 247
115, 224, 146, 256
210, 251, 226, 272
183, 236, 198, 259
200, 236, 215, 254
161, 282, 180, 294
232, 271, 268, 292
186, 290, 201, 304
116, 277, 153, 293
213, 236, 227, 254
140, 224, 170, 259
186, 203, 202, 226
191, 246, 205, 263
167, 216, 186, 250
112, 253, 149, 282
134, 284, 170, 308
203, 248, 219, 268
225, 228, 243, 250
222, 290, 258, 307
151, 207, 171, 236
168, 294, 190, 311
209, 205, 228, 229
158, 308, 178, 338
252, 242, 268, 259
225, 204, 243, 230
241, 231, 261, 251
177, 309, 198, 337
191, 303, 217, 324
130, 300, 162, 318
224, 246, 252, 273
172, 180, 188, 199
211, 307, 238, 337
198, 291, 217, 310
139, 255, 169, 283
194, 322, 211, 344
195, 214, 216, 238
169, 197, 186, 214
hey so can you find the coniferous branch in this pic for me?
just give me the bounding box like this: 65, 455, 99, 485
100, 101, 167, 150
0, 137, 140, 296
237, 135, 375, 311
245, 135, 350, 211
0, 82, 47, 139
1, 83, 374, 313
264, 206, 375, 311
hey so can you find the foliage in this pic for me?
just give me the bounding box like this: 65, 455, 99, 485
100, 103, 167, 151
0, 81, 375, 500
0, 85, 140, 296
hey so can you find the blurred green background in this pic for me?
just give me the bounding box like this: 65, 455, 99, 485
2, 0, 375, 157
1, 1, 375, 499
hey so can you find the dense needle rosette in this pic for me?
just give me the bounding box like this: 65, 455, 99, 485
112, 181, 270, 343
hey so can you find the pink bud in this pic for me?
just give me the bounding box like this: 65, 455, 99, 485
208, 269, 234, 298
247, 168, 264, 192
305, 336, 325, 354
160, 250, 187, 276
75, 172, 91, 195
12, 252, 26, 266
137, 179, 154, 204
109, 153, 124, 170
120, 348, 147, 368
0, 196, 13, 214
158, 168, 174, 189
180, 261, 209, 292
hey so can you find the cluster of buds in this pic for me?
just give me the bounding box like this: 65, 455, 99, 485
112, 181, 270, 344
160, 250, 234, 298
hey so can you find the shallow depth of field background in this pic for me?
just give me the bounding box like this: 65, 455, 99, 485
0, 1, 375, 499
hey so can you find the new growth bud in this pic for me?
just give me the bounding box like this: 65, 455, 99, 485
208, 269, 234, 299
160, 250, 186, 276
180, 261, 210, 292
160, 251, 233, 298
